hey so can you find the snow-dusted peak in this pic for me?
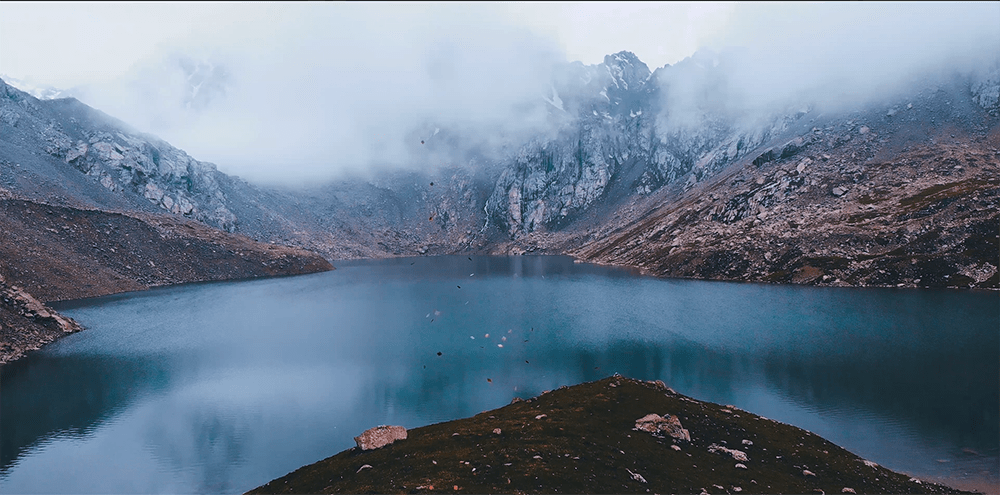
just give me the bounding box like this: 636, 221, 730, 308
602, 51, 651, 91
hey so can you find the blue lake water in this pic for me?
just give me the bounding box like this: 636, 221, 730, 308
1, 255, 997, 494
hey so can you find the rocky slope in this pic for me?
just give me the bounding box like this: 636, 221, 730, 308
0, 195, 333, 364
572, 82, 1000, 289
249, 376, 965, 494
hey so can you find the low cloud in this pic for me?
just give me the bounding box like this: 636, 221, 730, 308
658, 2, 1000, 126
71, 4, 563, 184
23, 3, 1000, 183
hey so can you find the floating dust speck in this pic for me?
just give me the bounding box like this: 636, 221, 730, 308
498, 344, 503, 348
487, 378, 492, 383
437, 352, 442, 356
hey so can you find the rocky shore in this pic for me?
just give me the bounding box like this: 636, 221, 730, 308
0, 196, 333, 365
249, 376, 968, 494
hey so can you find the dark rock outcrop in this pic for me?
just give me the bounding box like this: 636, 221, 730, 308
0, 273, 82, 364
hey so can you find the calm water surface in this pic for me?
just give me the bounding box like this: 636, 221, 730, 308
2, 256, 997, 493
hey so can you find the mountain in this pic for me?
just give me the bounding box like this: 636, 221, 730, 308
2, 49, 997, 292
0, 79, 335, 364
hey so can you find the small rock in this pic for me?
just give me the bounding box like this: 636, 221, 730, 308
742, 439, 753, 446
735, 463, 748, 469
354, 425, 407, 450
357, 464, 373, 473
859, 126, 870, 134
862, 460, 878, 468
626, 468, 647, 483
671, 445, 682, 451
909, 478, 922, 484
535, 414, 547, 420
708, 444, 749, 462
832, 186, 847, 197
803, 469, 816, 477
493, 428, 502, 435
733, 487, 743, 492
842, 489, 856, 494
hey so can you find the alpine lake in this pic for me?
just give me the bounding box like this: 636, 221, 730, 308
2, 256, 997, 494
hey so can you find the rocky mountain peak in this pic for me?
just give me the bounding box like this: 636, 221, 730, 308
602, 51, 651, 92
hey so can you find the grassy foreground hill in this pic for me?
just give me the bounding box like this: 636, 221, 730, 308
249, 376, 966, 494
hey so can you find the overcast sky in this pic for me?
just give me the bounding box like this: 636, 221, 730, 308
2, 2, 998, 183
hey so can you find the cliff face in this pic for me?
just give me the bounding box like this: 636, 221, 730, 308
1, 78, 239, 229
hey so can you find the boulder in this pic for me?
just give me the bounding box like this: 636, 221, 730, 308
354, 425, 407, 450
634, 413, 691, 442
